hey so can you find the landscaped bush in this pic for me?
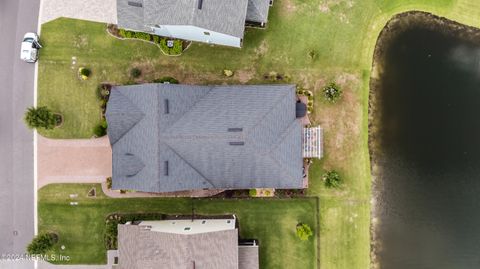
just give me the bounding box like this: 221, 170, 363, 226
27, 232, 58, 255
104, 213, 167, 249
106, 177, 112, 189
116, 28, 135, 39
323, 82, 342, 103
159, 38, 183, 55
152, 35, 160, 44
24, 106, 60, 130
249, 189, 257, 197
97, 84, 111, 100
323, 170, 342, 188
78, 67, 91, 80
118, 29, 126, 38
134, 31, 152, 41
296, 223, 313, 241
93, 119, 108, 137
130, 67, 142, 78
153, 76, 179, 84
223, 69, 234, 77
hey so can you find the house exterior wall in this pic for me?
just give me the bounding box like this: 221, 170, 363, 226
153, 25, 242, 48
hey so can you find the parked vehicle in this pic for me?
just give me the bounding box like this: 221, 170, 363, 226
20, 32, 42, 63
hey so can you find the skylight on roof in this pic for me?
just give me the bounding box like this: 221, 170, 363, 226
127, 1, 142, 8
229, 142, 245, 146
228, 128, 243, 132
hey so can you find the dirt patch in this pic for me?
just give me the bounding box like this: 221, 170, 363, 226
280, 0, 298, 16
236, 69, 255, 83
319, 0, 355, 13
73, 35, 89, 49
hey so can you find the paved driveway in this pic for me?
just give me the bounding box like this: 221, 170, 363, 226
38, 136, 112, 189
40, 0, 117, 24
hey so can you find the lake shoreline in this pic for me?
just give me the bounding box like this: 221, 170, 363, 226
368, 11, 480, 269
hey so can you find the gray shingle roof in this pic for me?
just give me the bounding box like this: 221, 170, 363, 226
238, 246, 259, 269
106, 84, 303, 193
117, 0, 147, 32
117, 224, 239, 269
246, 0, 271, 23
117, 0, 250, 38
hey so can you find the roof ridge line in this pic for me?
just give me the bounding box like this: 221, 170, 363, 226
162, 85, 215, 134
108, 89, 146, 145
162, 141, 216, 189
245, 86, 294, 146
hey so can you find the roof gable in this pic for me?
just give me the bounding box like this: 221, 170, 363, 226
106, 90, 145, 144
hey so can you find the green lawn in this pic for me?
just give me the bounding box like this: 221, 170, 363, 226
37, 0, 480, 268
38, 184, 318, 267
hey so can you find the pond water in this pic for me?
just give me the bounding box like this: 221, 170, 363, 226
374, 16, 480, 269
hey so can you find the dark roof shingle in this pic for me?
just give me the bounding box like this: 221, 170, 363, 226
106, 84, 303, 192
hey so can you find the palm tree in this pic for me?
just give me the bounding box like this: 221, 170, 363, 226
24, 106, 58, 130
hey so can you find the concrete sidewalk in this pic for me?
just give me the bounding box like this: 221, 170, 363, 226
38, 136, 112, 189
40, 0, 117, 25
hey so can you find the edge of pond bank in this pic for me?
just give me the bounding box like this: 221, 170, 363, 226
367, 10, 480, 269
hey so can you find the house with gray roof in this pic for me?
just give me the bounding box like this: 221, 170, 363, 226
117, 0, 273, 47
114, 216, 259, 269
106, 83, 305, 193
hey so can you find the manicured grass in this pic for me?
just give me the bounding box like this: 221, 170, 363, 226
36, 0, 480, 268
38, 184, 318, 267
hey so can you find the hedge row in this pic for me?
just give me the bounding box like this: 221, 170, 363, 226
118, 29, 183, 55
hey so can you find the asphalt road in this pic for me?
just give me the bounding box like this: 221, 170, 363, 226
0, 0, 39, 265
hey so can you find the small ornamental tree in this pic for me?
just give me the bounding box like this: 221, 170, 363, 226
27, 232, 58, 255
24, 106, 58, 130
323, 82, 342, 103
78, 67, 91, 80
130, 67, 142, 78
296, 223, 313, 241
323, 170, 342, 188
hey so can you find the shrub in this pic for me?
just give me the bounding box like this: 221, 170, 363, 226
124, 30, 134, 39
159, 38, 183, 55
135, 31, 151, 41
97, 84, 111, 100
223, 69, 234, 77
323, 82, 342, 103
323, 170, 342, 188
78, 67, 91, 80
130, 67, 141, 78
249, 189, 257, 197
296, 223, 313, 241
308, 49, 317, 60
106, 177, 112, 189
27, 232, 58, 255
118, 29, 126, 38
152, 35, 161, 44
153, 76, 179, 84
93, 120, 108, 137
24, 106, 58, 130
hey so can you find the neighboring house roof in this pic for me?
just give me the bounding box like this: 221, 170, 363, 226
238, 246, 260, 269
246, 0, 271, 24
117, 222, 239, 269
117, 0, 250, 38
106, 83, 303, 193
